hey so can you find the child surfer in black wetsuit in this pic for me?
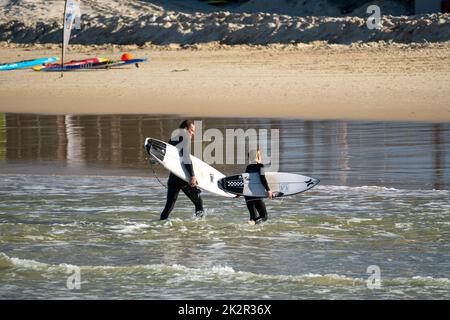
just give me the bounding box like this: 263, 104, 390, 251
245, 149, 273, 225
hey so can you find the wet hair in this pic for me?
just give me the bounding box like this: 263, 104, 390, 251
248, 148, 262, 164
179, 120, 194, 129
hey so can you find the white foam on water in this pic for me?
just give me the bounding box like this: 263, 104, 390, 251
303, 273, 353, 280
314, 289, 331, 294
373, 231, 401, 238
24, 235, 46, 241
410, 276, 450, 285
314, 235, 335, 242
211, 265, 236, 274
0, 253, 49, 271
394, 223, 413, 230
315, 224, 347, 232
319, 185, 401, 192
347, 218, 373, 224
319, 185, 450, 198
208, 242, 227, 249
51, 228, 67, 235
2, 252, 448, 292
385, 276, 450, 287
109, 223, 149, 234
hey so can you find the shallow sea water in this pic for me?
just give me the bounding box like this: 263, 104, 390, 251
0, 114, 449, 299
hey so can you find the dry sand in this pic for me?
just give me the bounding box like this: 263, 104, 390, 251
1, 42, 449, 122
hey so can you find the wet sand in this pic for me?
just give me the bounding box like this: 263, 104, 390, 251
1, 43, 449, 122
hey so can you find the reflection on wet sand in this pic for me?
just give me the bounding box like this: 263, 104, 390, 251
0, 113, 449, 190
433, 124, 446, 190
338, 122, 350, 185
0, 114, 5, 164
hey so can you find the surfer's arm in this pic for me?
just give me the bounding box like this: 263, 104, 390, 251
183, 162, 195, 178
184, 162, 198, 187
259, 166, 270, 191
260, 167, 273, 199
170, 136, 197, 182
260, 174, 270, 192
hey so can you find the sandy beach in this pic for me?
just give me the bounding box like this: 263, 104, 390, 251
1, 42, 449, 122
1, 0, 450, 122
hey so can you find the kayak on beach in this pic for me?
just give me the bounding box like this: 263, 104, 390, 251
0, 57, 58, 71
90, 58, 147, 69
33, 57, 107, 71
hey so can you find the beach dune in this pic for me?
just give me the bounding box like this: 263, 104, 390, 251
1, 0, 449, 45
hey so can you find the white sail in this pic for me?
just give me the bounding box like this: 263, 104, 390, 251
62, 0, 81, 67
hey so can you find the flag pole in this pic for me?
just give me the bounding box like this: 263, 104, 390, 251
61, 0, 68, 78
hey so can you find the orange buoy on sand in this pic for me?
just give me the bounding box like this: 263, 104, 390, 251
121, 53, 133, 61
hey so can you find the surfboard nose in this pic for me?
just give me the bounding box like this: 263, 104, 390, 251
144, 138, 152, 154
304, 177, 320, 189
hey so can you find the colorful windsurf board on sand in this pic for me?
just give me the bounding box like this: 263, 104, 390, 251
0, 57, 58, 71
89, 58, 147, 69
33, 57, 107, 71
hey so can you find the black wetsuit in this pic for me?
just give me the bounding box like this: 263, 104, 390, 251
244, 163, 270, 223
160, 137, 203, 220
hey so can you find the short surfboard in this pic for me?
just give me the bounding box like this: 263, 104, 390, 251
218, 172, 320, 198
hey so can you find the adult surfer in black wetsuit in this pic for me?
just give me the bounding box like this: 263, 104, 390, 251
245, 149, 273, 225
160, 120, 204, 220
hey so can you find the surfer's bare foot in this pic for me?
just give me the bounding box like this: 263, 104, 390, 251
195, 210, 204, 218
255, 218, 265, 225
247, 220, 256, 225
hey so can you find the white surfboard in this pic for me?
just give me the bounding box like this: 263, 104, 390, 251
218, 172, 320, 198
144, 138, 235, 198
